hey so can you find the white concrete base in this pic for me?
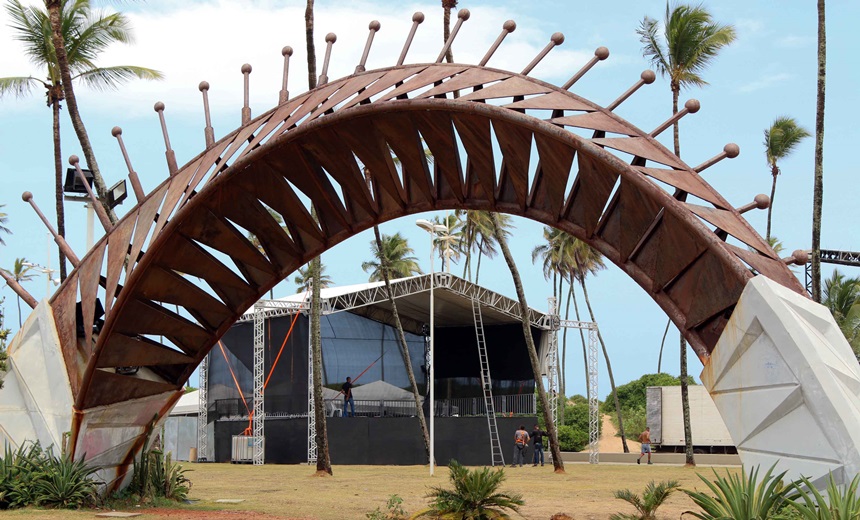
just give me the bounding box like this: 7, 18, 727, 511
0, 300, 73, 452
702, 276, 860, 488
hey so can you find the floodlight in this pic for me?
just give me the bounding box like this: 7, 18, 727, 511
107, 179, 128, 209
63, 167, 94, 194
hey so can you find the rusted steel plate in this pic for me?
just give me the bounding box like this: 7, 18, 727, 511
416, 68, 511, 99
617, 180, 663, 262
652, 212, 709, 291
237, 93, 312, 160
148, 168, 198, 253
104, 214, 136, 317
727, 245, 803, 290
503, 91, 596, 112
135, 266, 232, 330
379, 65, 469, 102
272, 81, 344, 137
563, 151, 619, 238
492, 118, 531, 211
591, 137, 685, 169
341, 66, 427, 109
452, 113, 496, 203
113, 298, 211, 356
54, 270, 82, 398
83, 370, 178, 409
527, 133, 576, 221
685, 203, 774, 257
97, 333, 194, 368
79, 240, 106, 352
413, 111, 465, 203
374, 113, 435, 209
308, 72, 387, 121
666, 250, 747, 330
157, 234, 255, 312
180, 139, 234, 207
129, 185, 167, 276
633, 166, 726, 208
552, 112, 637, 136
460, 76, 552, 100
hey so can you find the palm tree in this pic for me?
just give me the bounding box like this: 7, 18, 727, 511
415, 460, 523, 519
0, 204, 11, 245
638, 3, 735, 466
811, 0, 826, 302
611, 480, 680, 520
1, 0, 163, 278
490, 212, 565, 473
1, 296, 10, 389
458, 210, 511, 284
431, 214, 462, 272
293, 263, 332, 293
441, 1, 457, 65
763, 117, 810, 242
823, 270, 860, 356
637, 3, 736, 157
362, 233, 423, 282
2, 259, 35, 327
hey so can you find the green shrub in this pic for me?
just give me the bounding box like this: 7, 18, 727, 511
127, 416, 192, 502
413, 460, 524, 519
32, 453, 99, 508
556, 425, 589, 452
601, 373, 695, 415
366, 494, 407, 519
611, 479, 680, 520
789, 473, 860, 519
617, 406, 647, 439
682, 465, 795, 520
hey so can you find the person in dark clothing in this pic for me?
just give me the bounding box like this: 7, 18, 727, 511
342, 377, 355, 417
531, 424, 548, 466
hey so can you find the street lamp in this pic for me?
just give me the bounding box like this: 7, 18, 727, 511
21, 262, 60, 294
416, 218, 446, 476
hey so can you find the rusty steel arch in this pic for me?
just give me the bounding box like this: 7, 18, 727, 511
13, 13, 805, 478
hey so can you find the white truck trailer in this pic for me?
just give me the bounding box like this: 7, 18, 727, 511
646, 385, 735, 454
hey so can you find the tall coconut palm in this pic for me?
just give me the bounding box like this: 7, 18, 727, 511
1, 259, 35, 327
811, 0, 826, 302
363, 166, 431, 461
38, 0, 163, 227
441, 0, 457, 64
293, 263, 332, 293
638, 3, 735, 466
637, 3, 736, 157
431, 214, 462, 272
457, 210, 510, 284
763, 117, 810, 242
1, 0, 163, 279
823, 270, 860, 354
0, 204, 11, 245
362, 233, 423, 282
303, 0, 331, 476
490, 212, 564, 473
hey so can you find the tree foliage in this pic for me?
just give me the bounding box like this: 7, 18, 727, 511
414, 460, 524, 519
601, 373, 695, 415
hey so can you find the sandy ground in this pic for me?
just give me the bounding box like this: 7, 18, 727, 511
598, 414, 641, 453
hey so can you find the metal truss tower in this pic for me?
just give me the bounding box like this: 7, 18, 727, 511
252, 305, 265, 465
586, 326, 599, 464
545, 297, 560, 430
197, 352, 208, 462
307, 280, 317, 465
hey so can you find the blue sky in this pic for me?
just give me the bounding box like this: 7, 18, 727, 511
1, 0, 857, 399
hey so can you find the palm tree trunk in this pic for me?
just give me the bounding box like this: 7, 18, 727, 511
17, 295, 22, 328
305, 0, 317, 90
766, 167, 778, 242
52, 96, 67, 281
441, 1, 459, 98
580, 279, 628, 453
45, 0, 116, 223
811, 0, 826, 302
572, 284, 589, 402
310, 252, 331, 475
561, 281, 573, 399
490, 213, 564, 473
373, 225, 431, 461
672, 85, 680, 157
657, 319, 670, 373
475, 243, 484, 285
680, 335, 695, 466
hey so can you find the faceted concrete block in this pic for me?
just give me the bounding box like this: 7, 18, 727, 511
702, 276, 860, 487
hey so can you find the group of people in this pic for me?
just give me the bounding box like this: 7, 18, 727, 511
512, 424, 549, 467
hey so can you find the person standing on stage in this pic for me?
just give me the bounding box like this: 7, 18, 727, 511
342, 376, 355, 417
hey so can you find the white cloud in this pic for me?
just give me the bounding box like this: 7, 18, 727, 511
776, 35, 814, 49
738, 72, 793, 93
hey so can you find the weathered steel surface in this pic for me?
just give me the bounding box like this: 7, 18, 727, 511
19, 28, 802, 465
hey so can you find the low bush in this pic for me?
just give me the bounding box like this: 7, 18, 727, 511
366, 494, 407, 519
611, 479, 680, 520
413, 460, 524, 519
789, 473, 860, 519
682, 465, 794, 520
127, 419, 192, 502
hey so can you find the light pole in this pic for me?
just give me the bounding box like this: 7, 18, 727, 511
416, 218, 446, 476
21, 262, 60, 295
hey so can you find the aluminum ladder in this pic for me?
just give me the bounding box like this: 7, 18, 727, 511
472, 298, 505, 467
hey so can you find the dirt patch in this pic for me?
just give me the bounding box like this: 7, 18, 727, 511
144, 510, 291, 518
598, 413, 641, 453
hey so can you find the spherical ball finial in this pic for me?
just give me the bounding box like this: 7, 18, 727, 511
282, 46, 293, 57
754, 194, 770, 209
792, 250, 809, 265
724, 143, 740, 158
503, 20, 516, 32
325, 32, 337, 43
111, 126, 122, 137
68, 155, 79, 166
551, 32, 565, 45
369, 20, 381, 31
458, 9, 470, 20
641, 70, 656, 84
22, 191, 32, 202
198, 81, 210, 92
595, 46, 610, 60
684, 99, 701, 113
412, 12, 425, 23
241, 63, 252, 74
154, 101, 165, 112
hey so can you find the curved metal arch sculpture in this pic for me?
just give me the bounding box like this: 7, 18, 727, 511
5, 10, 821, 486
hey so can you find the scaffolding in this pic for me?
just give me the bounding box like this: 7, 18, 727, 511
252, 305, 265, 465
545, 297, 560, 430
557, 318, 600, 464
196, 352, 208, 462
